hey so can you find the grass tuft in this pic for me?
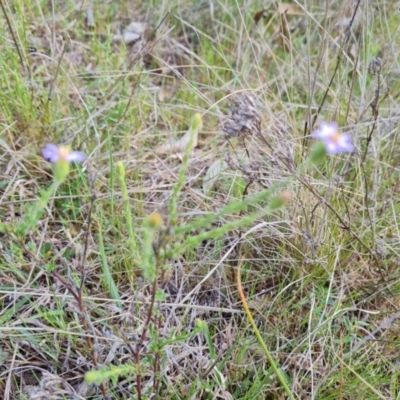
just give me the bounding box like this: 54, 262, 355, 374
1, 0, 400, 399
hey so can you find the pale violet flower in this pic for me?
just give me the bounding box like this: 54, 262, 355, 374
312, 122, 354, 155
42, 144, 85, 163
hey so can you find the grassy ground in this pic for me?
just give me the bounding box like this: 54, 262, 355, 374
1, 0, 400, 399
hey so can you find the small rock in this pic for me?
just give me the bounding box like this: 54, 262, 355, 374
125, 21, 147, 34
113, 32, 141, 44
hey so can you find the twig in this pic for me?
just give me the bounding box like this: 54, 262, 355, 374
359, 57, 387, 279
0, 0, 25, 70
237, 256, 295, 399
133, 237, 169, 399
134, 277, 158, 400
310, 0, 362, 130
7, 217, 107, 397
314, 311, 400, 395
104, 12, 169, 104
76, 170, 108, 397
47, 0, 85, 102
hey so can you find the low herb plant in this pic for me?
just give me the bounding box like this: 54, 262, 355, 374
2, 110, 353, 399
1, 1, 400, 399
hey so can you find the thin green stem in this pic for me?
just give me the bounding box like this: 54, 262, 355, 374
237, 257, 295, 400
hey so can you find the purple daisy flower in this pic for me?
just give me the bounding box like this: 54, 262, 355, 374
312, 122, 354, 155
42, 144, 85, 163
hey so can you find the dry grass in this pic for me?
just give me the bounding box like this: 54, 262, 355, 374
1, 0, 400, 399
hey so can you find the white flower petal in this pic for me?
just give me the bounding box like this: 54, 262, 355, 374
312, 122, 354, 155
66, 151, 86, 162
312, 123, 336, 139
337, 134, 353, 152
42, 144, 85, 163
325, 142, 339, 154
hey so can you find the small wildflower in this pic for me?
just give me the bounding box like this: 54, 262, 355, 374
42, 144, 85, 163
148, 213, 163, 228
42, 144, 85, 184
311, 122, 354, 155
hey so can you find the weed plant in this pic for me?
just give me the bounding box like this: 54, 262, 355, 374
1, 0, 400, 399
